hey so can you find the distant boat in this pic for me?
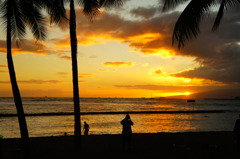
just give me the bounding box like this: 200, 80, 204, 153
187, 99, 195, 103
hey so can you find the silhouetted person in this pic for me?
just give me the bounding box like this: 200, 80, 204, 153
121, 114, 134, 151
234, 114, 240, 148
83, 121, 90, 136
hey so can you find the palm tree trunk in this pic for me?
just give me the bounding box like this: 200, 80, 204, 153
6, 3, 30, 158
70, 0, 81, 149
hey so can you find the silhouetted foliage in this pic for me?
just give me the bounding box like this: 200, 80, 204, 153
1, 0, 66, 158
162, 0, 240, 48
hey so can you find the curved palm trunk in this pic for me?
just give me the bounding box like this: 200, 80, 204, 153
6, 3, 30, 158
70, 0, 81, 149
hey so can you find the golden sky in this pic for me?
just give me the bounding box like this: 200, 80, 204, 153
0, 0, 240, 98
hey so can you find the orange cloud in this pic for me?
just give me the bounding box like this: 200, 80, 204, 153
0, 71, 8, 73
57, 72, 70, 78
19, 80, 61, 84
78, 74, 94, 78
73, 10, 177, 56
49, 37, 70, 48
56, 73, 93, 79
60, 55, 71, 60
103, 62, 134, 67
125, 33, 162, 44
154, 69, 163, 75
0, 65, 8, 73
57, 72, 94, 79
0, 65, 7, 68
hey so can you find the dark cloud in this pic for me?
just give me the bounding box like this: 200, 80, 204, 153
130, 7, 158, 19
74, 10, 177, 56
175, 7, 240, 83
0, 37, 69, 56
114, 84, 231, 93
0, 39, 53, 55
173, 44, 240, 83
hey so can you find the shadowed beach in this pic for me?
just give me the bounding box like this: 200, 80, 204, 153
1, 132, 239, 159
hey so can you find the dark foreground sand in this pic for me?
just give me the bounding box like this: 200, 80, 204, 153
1, 132, 239, 159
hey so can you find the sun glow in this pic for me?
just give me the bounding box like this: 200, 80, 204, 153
183, 92, 191, 96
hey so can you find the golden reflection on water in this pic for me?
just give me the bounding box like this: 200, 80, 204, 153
132, 114, 198, 133
0, 113, 211, 138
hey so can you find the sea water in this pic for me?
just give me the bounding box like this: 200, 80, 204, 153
0, 97, 240, 138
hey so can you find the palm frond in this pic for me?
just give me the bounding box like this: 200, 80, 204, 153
222, 0, 240, 8
1, 0, 9, 30
212, 0, 240, 30
99, 0, 123, 8
80, 0, 100, 20
10, 0, 26, 40
21, 3, 46, 41
162, 0, 189, 12
40, 0, 67, 24
212, 0, 226, 31
172, 0, 215, 48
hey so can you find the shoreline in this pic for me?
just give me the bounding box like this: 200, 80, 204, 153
1, 131, 239, 159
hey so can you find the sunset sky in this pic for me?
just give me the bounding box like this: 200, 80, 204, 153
1, 0, 240, 98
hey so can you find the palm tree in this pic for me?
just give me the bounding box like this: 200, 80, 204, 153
2, 0, 46, 154
58, 0, 123, 148
162, 0, 240, 48
1, 0, 65, 156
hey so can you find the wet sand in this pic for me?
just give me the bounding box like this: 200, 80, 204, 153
1, 132, 239, 159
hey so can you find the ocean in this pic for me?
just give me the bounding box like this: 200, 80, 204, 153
1, 97, 240, 138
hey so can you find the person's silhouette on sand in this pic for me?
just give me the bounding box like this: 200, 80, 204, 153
234, 114, 240, 149
121, 114, 134, 152
83, 121, 90, 136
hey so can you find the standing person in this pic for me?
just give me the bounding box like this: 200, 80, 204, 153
234, 114, 240, 148
83, 121, 90, 136
121, 114, 134, 151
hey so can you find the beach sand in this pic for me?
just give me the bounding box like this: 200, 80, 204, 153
1, 132, 239, 159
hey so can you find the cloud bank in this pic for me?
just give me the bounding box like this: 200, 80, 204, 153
74, 4, 240, 84
1, 2, 239, 86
